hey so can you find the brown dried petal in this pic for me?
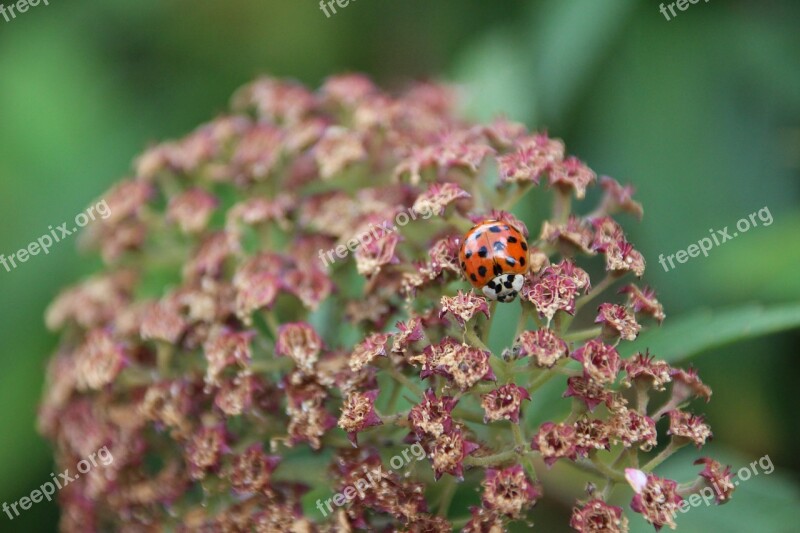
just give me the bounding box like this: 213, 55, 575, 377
514, 328, 568, 368
595, 303, 641, 341
570, 499, 629, 533
667, 410, 712, 448
74, 329, 127, 391
439, 291, 491, 327
276, 322, 323, 373
481, 384, 531, 423
167, 188, 218, 234
412, 182, 470, 217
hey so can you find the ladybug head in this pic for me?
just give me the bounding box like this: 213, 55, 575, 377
481, 274, 524, 303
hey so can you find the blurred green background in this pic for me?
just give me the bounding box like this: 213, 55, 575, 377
0, 0, 798, 531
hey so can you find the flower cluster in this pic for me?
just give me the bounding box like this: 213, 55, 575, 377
39, 75, 733, 532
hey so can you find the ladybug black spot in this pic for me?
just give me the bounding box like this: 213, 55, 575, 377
478, 265, 487, 277
470, 273, 478, 282
507, 236, 518, 244
504, 278, 514, 289
461, 261, 466, 270
487, 280, 497, 290
493, 241, 506, 252
478, 246, 488, 258
493, 264, 503, 276
489, 225, 502, 233
521, 241, 528, 251
519, 257, 526, 267
505, 257, 516, 267
465, 250, 472, 259
473, 231, 483, 240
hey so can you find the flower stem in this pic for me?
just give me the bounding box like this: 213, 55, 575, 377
482, 301, 497, 344
380, 360, 423, 399
378, 410, 410, 426
499, 182, 534, 212
514, 305, 530, 339
465, 328, 492, 354
465, 449, 517, 467
563, 327, 602, 343
437, 475, 457, 517
553, 189, 572, 224
511, 423, 538, 481
264, 310, 281, 339
642, 439, 686, 472
574, 274, 615, 314
156, 342, 173, 377
528, 358, 570, 392
572, 457, 626, 483
386, 379, 402, 413
677, 476, 707, 497
635, 381, 650, 415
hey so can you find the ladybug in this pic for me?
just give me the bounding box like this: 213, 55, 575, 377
459, 220, 529, 302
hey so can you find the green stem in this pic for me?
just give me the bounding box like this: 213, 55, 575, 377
498, 182, 534, 212
264, 310, 281, 339
563, 327, 602, 343
381, 360, 424, 398
464, 449, 517, 467
635, 381, 650, 415
574, 274, 615, 314
527, 358, 570, 392
553, 189, 572, 224
642, 439, 686, 472
581, 457, 627, 483
437, 476, 457, 517
510, 422, 525, 448
386, 379, 403, 413
515, 305, 531, 339
511, 423, 538, 481
156, 342, 173, 377
465, 328, 492, 354
601, 479, 617, 500
611, 448, 628, 469
677, 476, 707, 497
564, 399, 587, 424
378, 410, 410, 426
481, 301, 498, 344
530, 310, 543, 329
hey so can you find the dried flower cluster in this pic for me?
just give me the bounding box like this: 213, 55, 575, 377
39, 74, 734, 532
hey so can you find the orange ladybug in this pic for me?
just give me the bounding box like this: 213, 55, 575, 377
459, 220, 529, 302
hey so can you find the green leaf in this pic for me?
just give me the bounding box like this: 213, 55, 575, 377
530, 0, 638, 123
623, 304, 800, 363
451, 29, 538, 123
